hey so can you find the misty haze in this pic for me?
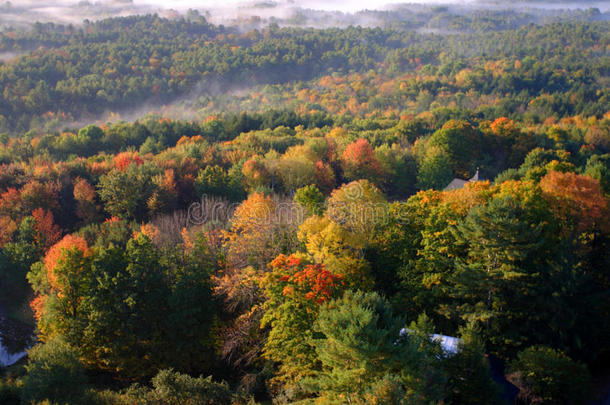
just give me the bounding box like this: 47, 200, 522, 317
2, 0, 609, 27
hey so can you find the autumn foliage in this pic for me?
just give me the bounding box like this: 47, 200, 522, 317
113, 152, 144, 171
30, 294, 47, 322
223, 192, 284, 269
540, 171, 609, 232
43, 234, 90, 291
242, 158, 270, 190
73, 177, 96, 202
272, 254, 344, 304
0, 14, 609, 403
261, 254, 346, 391
490, 117, 518, 138
341, 138, 383, 182
31, 208, 62, 251
73, 177, 98, 222
0, 187, 22, 217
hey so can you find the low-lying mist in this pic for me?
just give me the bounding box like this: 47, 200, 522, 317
1, 0, 608, 30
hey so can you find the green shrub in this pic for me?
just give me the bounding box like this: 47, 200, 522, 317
0, 378, 21, 405
21, 338, 88, 405
509, 346, 591, 404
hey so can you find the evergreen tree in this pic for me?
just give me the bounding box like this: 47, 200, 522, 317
443, 323, 500, 404
305, 290, 445, 403
450, 193, 557, 352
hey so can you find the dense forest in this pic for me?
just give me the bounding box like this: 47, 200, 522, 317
0, 3, 609, 404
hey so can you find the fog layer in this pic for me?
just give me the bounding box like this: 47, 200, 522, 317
1, 0, 608, 29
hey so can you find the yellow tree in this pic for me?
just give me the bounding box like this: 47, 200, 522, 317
298, 180, 386, 288
224, 192, 300, 270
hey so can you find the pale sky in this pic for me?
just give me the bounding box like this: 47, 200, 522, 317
132, 0, 475, 12
6, 0, 609, 23
11, 0, 610, 12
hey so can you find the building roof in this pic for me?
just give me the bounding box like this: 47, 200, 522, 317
430, 333, 461, 355
444, 178, 468, 191
0, 343, 26, 367
399, 328, 462, 357
470, 169, 480, 182
443, 169, 480, 191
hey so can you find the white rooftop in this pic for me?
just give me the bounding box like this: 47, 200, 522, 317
400, 328, 462, 356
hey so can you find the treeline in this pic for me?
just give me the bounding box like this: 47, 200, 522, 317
0, 16, 607, 133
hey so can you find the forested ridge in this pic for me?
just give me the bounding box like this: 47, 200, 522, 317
0, 7, 609, 405
0, 13, 607, 132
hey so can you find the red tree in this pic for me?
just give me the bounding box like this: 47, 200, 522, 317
31, 208, 62, 251
341, 138, 383, 182
271, 254, 344, 304
113, 152, 143, 171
